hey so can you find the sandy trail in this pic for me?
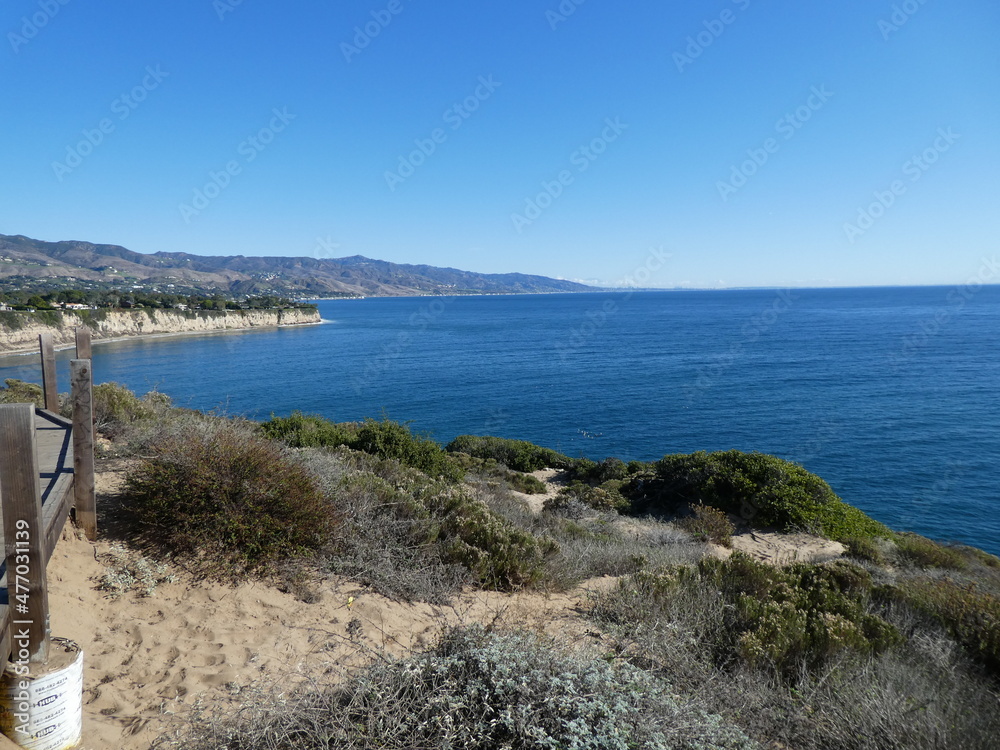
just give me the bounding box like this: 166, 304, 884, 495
39, 464, 842, 749
48, 531, 602, 748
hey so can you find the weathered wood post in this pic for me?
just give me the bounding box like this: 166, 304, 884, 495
0, 404, 51, 664
74, 326, 92, 361
71, 360, 96, 541
38, 334, 58, 414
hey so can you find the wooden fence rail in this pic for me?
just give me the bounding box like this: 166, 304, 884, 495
0, 330, 95, 678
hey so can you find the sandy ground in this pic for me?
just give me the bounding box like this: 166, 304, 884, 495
49, 525, 612, 749
38, 465, 843, 749
43, 467, 607, 748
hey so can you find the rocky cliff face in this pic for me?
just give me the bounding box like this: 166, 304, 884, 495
0, 308, 321, 354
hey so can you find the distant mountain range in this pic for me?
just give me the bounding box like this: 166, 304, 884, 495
0, 233, 595, 297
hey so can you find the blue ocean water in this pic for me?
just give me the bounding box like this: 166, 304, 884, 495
2, 287, 997, 555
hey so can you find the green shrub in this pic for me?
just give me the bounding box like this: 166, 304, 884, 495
259, 410, 357, 448
961, 545, 1000, 569
0, 311, 25, 330
880, 577, 1000, 676
92, 382, 156, 436
573, 456, 634, 483
446, 434, 574, 472
628, 459, 654, 475
261, 413, 463, 482
549, 480, 630, 513
70, 309, 108, 325
160, 625, 757, 750
429, 492, 557, 589
893, 533, 968, 570
638, 450, 889, 541
355, 418, 463, 482
842, 535, 887, 566
679, 504, 735, 547
602, 554, 901, 680
121, 423, 338, 579
505, 471, 547, 494
448, 452, 550, 494
0, 378, 44, 408
300, 447, 554, 595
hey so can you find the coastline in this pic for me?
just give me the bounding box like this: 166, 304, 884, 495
0, 307, 322, 358
0, 319, 324, 358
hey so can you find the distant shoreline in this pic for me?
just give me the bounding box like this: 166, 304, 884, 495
0, 308, 321, 358
1, 319, 325, 359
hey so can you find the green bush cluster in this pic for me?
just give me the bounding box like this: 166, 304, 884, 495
121, 423, 338, 578
163, 625, 757, 750
429, 492, 558, 589
893, 532, 968, 570
91, 382, 161, 435
0, 309, 65, 327
550, 479, 630, 513
842, 535, 888, 566
447, 452, 548, 493
679, 504, 735, 547
0, 378, 44, 408
879, 577, 1000, 676
0, 311, 26, 331
259, 411, 359, 447
616, 553, 901, 678
70, 308, 109, 325
355, 419, 463, 482
446, 434, 574, 472
573, 456, 647, 484
636, 450, 889, 541
302, 448, 556, 594
261, 413, 463, 482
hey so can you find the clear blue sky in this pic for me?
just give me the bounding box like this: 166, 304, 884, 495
2, 0, 997, 288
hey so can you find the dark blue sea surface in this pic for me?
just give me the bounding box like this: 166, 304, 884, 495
2, 287, 997, 555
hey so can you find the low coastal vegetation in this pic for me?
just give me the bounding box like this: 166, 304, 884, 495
11, 380, 995, 749
0, 287, 315, 312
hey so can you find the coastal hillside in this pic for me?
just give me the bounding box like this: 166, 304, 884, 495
0, 233, 594, 297
17, 390, 996, 750
0, 307, 319, 354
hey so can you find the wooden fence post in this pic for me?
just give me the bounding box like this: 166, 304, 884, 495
39, 333, 58, 413
75, 326, 92, 361
71, 360, 97, 541
0, 404, 51, 664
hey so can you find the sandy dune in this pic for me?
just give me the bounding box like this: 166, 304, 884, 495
33, 466, 844, 748
46, 526, 604, 749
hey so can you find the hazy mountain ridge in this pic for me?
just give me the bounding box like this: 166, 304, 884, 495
0, 234, 594, 297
